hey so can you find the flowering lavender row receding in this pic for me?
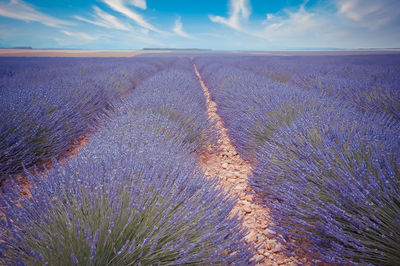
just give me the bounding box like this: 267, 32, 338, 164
195, 56, 315, 161
0, 57, 254, 265
128, 57, 219, 152
0, 57, 174, 180
195, 55, 400, 265
201, 54, 400, 121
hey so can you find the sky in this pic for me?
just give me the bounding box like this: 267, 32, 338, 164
0, 0, 399, 50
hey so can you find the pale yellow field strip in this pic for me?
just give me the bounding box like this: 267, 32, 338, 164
0, 49, 169, 57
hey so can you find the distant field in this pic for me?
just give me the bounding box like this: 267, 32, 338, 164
0, 49, 168, 57
237, 49, 400, 56
2, 48, 400, 58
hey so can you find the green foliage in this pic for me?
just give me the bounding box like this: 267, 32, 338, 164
250, 101, 305, 151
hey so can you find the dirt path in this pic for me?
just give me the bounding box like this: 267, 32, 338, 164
194, 64, 299, 265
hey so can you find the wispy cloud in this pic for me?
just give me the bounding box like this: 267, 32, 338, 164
0, 0, 72, 28
74, 6, 132, 31
336, 0, 400, 29
61, 30, 99, 41
261, 5, 324, 40
173, 16, 197, 39
102, 0, 160, 32
258, 1, 400, 48
209, 0, 250, 31
130, 0, 146, 10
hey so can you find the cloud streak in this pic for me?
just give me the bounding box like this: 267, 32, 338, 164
260, 5, 333, 47
259, 1, 400, 48
336, 0, 400, 29
74, 6, 132, 31
0, 0, 72, 28
209, 0, 250, 31
209, 0, 399, 48
130, 0, 146, 10
102, 0, 160, 32
173, 16, 197, 39
61, 30, 98, 41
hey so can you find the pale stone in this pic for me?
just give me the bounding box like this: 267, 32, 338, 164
235, 184, 246, 191
242, 199, 251, 205
254, 254, 265, 262
257, 234, 266, 243
243, 204, 252, 213
266, 241, 274, 250
241, 193, 252, 201
263, 228, 275, 237
273, 243, 283, 253
260, 223, 269, 229
245, 232, 257, 242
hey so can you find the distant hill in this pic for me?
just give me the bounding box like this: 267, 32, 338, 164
143, 48, 212, 51
12, 46, 33, 49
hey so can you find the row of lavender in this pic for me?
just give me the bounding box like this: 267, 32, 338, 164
0, 57, 174, 181
224, 54, 400, 121
195, 55, 400, 265
0, 57, 254, 264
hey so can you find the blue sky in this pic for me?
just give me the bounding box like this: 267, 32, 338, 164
0, 0, 399, 49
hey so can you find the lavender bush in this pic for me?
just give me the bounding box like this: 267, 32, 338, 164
129, 57, 219, 152
0, 115, 253, 264
195, 54, 400, 264
252, 101, 400, 265
195, 58, 313, 161
200, 55, 400, 121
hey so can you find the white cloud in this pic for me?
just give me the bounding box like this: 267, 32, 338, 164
173, 16, 197, 39
336, 0, 400, 29
209, 0, 250, 31
257, 1, 400, 48
61, 30, 99, 41
102, 0, 160, 32
74, 6, 132, 31
261, 6, 323, 39
205, 0, 399, 48
0, 0, 72, 28
130, 0, 146, 10
57, 27, 162, 48
258, 4, 349, 48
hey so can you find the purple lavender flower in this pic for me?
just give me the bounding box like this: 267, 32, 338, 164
0, 57, 175, 181
195, 54, 400, 264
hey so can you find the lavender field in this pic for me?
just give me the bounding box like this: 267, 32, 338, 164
0, 52, 399, 265
195, 53, 400, 265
